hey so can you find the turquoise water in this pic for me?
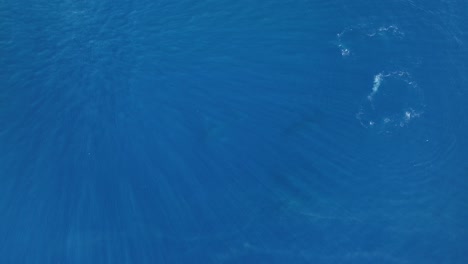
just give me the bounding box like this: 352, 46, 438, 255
1, 0, 467, 263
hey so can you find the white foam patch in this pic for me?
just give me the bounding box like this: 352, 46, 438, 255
335, 24, 404, 57
368, 73, 383, 100
357, 71, 425, 131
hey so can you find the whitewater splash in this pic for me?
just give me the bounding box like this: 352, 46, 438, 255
357, 71, 425, 130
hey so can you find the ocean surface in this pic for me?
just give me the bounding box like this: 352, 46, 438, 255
1, 0, 467, 263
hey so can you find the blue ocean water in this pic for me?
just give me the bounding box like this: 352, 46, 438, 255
1, 0, 467, 263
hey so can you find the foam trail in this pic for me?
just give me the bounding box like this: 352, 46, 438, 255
368, 73, 383, 101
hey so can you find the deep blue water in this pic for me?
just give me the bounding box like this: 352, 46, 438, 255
1, 0, 467, 263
